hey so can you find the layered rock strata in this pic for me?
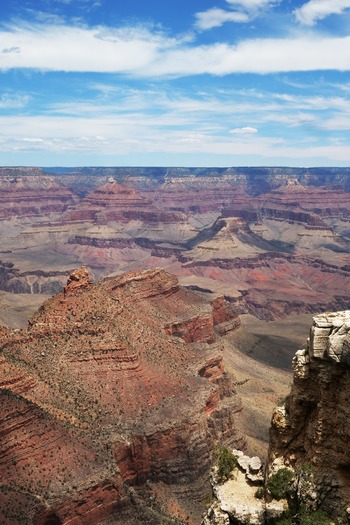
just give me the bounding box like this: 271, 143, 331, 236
0, 169, 349, 324
0, 266, 243, 524
0, 171, 78, 219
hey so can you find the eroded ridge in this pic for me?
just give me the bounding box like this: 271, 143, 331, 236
0, 266, 243, 524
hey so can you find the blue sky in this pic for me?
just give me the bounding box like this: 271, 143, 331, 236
1, 0, 350, 167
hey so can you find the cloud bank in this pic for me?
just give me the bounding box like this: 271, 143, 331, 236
1, 23, 350, 76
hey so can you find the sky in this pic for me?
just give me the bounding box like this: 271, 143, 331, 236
1, 0, 350, 167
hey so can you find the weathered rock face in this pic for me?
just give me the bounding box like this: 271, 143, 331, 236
64, 265, 93, 294
144, 175, 249, 214
0, 170, 78, 219
180, 253, 350, 321
268, 310, 350, 520
257, 178, 350, 224
0, 266, 243, 524
47, 166, 350, 196
63, 180, 186, 224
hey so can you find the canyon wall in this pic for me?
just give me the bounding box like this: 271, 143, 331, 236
268, 310, 350, 521
0, 167, 349, 321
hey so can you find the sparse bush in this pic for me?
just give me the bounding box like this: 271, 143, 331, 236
299, 507, 332, 525
214, 445, 238, 481
255, 486, 264, 499
267, 468, 294, 500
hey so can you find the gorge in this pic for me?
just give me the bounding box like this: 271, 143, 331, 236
0, 166, 349, 524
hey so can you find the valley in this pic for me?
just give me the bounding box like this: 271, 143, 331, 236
0, 165, 349, 524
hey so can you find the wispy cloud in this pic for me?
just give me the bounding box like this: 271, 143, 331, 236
1, 22, 350, 76
195, 0, 280, 30
0, 92, 30, 108
1, 108, 349, 164
294, 0, 350, 26
230, 126, 258, 134
194, 9, 249, 31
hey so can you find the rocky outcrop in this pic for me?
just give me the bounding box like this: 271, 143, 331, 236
211, 296, 241, 334
201, 450, 269, 525
64, 265, 93, 295
0, 267, 244, 524
268, 310, 350, 521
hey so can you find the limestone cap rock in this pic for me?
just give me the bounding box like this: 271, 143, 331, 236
310, 310, 350, 365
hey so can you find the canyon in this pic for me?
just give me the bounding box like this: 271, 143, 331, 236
0, 166, 349, 524
0, 166, 349, 321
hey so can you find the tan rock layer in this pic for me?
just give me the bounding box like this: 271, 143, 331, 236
268, 310, 350, 519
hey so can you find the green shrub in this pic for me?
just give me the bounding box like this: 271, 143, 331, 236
267, 468, 294, 500
299, 507, 332, 525
214, 445, 238, 481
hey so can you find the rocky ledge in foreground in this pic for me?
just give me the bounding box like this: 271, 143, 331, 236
268, 310, 350, 523
203, 311, 350, 525
0, 266, 243, 525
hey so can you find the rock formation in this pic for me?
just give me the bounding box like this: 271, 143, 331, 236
268, 310, 350, 522
0, 167, 349, 322
0, 266, 244, 525
0, 169, 78, 219
202, 449, 266, 525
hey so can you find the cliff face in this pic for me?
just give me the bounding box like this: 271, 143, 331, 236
0, 266, 243, 525
0, 171, 78, 219
268, 310, 350, 520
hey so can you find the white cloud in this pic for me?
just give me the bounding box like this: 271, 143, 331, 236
1, 23, 350, 76
195, 0, 280, 30
146, 36, 350, 76
176, 134, 206, 144
22, 137, 44, 142
261, 112, 316, 127
1, 110, 350, 163
230, 126, 258, 133
294, 0, 350, 26
0, 24, 172, 74
195, 9, 249, 31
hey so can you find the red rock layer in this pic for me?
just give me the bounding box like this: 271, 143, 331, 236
143, 176, 249, 213
0, 267, 243, 524
0, 172, 78, 219
180, 253, 350, 320
63, 181, 186, 224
